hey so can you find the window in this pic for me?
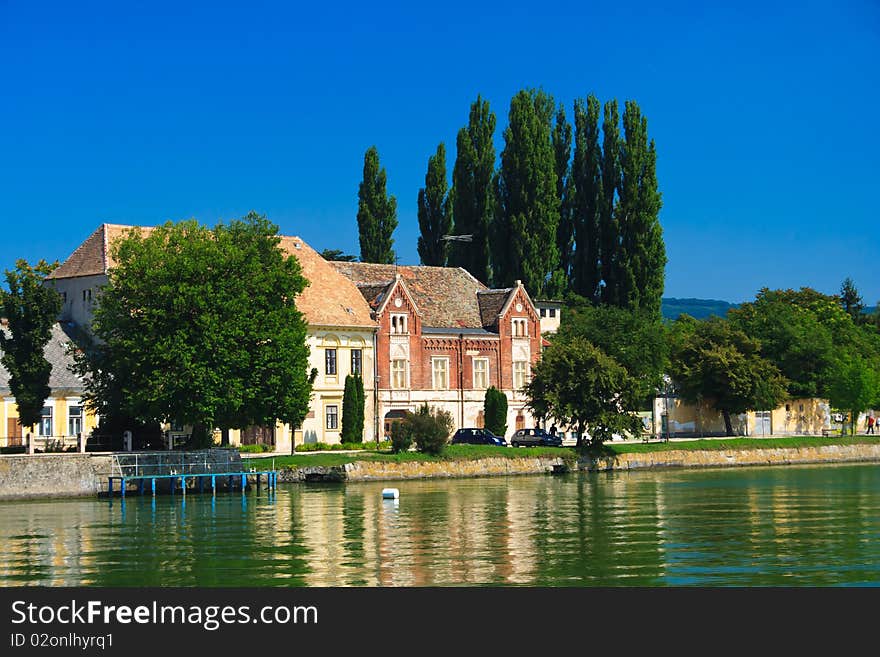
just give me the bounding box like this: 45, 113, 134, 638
473, 358, 489, 389
391, 359, 408, 389
432, 358, 449, 390
68, 405, 82, 436
325, 348, 337, 375
512, 318, 527, 337
351, 349, 362, 376
513, 361, 529, 390
82, 289, 92, 302
391, 314, 408, 334
540, 308, 546, 317
326, 405, 338, 430
549, 308, 556, 318
61, 292, 67, 303
39, 406, 53, 437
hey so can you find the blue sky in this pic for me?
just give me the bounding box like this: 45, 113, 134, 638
1, 0, 878, 304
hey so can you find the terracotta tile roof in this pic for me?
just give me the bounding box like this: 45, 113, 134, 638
477, 289, 513, 332
357, 283, 393, 308
48, 224, 375, 329
278, 237, 375, 328
0, 323, 85, 393
330, 262, 495, 329
47, 224, 153, 279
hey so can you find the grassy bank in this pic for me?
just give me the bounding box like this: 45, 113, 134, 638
242, 436, 880, 470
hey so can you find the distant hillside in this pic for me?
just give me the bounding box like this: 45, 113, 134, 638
662, 297, 737, 320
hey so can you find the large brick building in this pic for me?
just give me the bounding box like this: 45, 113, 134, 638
330, 262, 542, 439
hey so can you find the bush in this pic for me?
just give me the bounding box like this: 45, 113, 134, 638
238, 444, 271, 453
391, 404, 454, 455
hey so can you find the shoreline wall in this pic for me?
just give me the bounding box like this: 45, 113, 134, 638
0, 454, 113, 500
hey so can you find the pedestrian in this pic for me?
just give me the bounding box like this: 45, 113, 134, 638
549, 424, 557, 437
868, 415, 876, 435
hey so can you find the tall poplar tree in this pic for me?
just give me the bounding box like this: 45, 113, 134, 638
0, 260, 63, 429
449, 96, 496, 285
570, 95, 603, 301
357, 146, 398, 264
552, 103, 573, 292
599, 99, 621, 305
416, 143, 452, 266
615, 100, 665, 317
492, 89, 560, 296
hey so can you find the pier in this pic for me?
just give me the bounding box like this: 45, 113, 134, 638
106, 449, 277, 497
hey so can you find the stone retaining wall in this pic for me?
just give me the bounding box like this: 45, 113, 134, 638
0, 454, 113, 499
579, 443, 880, 471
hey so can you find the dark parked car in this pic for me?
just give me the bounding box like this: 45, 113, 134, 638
510, 428, 563, 448
450, 428, 508, 447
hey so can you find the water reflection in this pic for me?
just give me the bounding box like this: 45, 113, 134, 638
1, 464, 879, 586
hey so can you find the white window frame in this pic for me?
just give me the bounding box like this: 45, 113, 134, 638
472, 357, 489, 390
325, 405, 339, 430
390, 313, 408, 335
432, 357, 449, 390
513, 361, 529, 390
351, 348, 362, 376
512, 318, 527, 337
325, 348, 337, 376
39, 405, 53, 437
67, 403, 83, 436
391, 359, 409, 389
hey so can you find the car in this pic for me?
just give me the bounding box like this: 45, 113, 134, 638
450, 427, 508, 447
510, 427, 563, 448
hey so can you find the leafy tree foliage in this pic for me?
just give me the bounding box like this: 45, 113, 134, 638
417, 142, 452, 266
827, 355, 880, 435
357, 146, 398, 264
599, 99, 621, 306
492, 88, 560, 295
0, 260, 62, 429
570, 95, 603, 301
483, 386, 508, 437
668, 316, 788, 436
525, 335, 642, 446
611, 100, 665, 317
341, 374, 365, 442
320, 249, 357, 262
449, 95, 496, 285
76, 214, 314, 446
552, 102, 573, 288
729, 287, 855, 398
840, 277, 864, 324
390, 403, 454, 455
559, 301, 667, 402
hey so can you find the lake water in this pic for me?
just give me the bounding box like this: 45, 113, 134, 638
2, 463, 879, 586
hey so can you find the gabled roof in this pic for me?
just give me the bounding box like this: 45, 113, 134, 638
330, 262, 491, 329
477, 289, 514, 332
277, 237, 375, 328
47, 224, 153, 279
0, 323, 85, 393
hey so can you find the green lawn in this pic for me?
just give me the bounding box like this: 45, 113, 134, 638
241, 435, 880, 470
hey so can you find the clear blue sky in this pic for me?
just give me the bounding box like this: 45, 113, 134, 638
1, 0, 877, 304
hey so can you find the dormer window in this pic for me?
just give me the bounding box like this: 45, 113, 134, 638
390, 314, 408, 335
512, 318, 527, 337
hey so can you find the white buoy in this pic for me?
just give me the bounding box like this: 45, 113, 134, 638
382, 487, 399, 499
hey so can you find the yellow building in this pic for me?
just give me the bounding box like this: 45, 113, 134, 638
1, 321, 99, 450
46, 225, 377, 452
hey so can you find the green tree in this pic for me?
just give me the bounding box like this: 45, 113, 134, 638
552, 102, 573, 291
827, 354, 880, 435
668, 316, 788, 436
840, 277, 864, 324
484, 386, 508, 437
559, 301, 667, 402
320, 249, 357, 262
525, 336, 642, 446
417, 142, 452, 266
390, 403, 454, 455
729, 287, 858, 398
357, 146, 398, 264
0, 259, 63, 429
341, 374, 364, 442
570, 95, 603, 301
75, 214, 315, 446
449, 95, 496, 285
493, 88, 560, 296
613, 100, 665, 317
599, 99, 621, 305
